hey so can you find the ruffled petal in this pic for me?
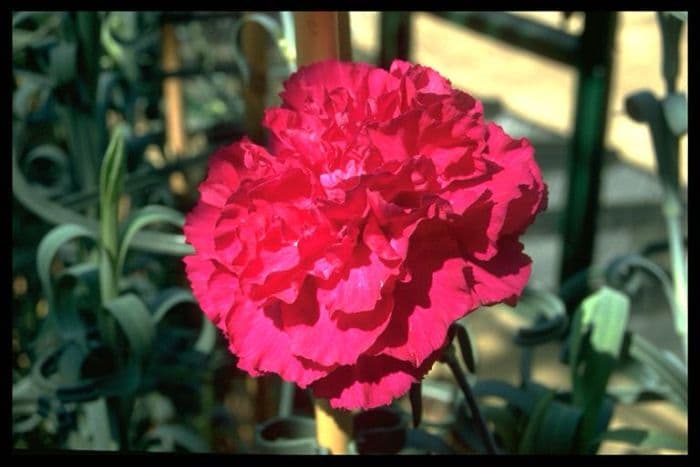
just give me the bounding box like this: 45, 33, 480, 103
368, 220, 476, 366
183, 201, 222, 257
464, 237, 532, 308
227, 299, 334, 388
183, 256, 237, 332
316, 244, 398, 315
280, 60, 377, 112
481, 123, 548, 237
278, 278, 394, 367
310, 347, 444, 410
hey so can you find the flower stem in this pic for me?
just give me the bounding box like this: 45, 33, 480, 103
444, 348, 498, 454
662, 190, 687, 362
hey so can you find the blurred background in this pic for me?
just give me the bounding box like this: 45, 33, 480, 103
12, 11, 687, 454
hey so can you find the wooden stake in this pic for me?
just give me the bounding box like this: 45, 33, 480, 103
161, 22, 187, 159
293, 12, 340, 67
293, 11, 354, 454
313, 398, 352, 454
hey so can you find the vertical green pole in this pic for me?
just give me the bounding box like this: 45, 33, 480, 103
559, 13, 617, 303
379, 11, 411, 68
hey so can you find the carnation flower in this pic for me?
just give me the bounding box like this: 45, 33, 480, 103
183, 59, 547, 410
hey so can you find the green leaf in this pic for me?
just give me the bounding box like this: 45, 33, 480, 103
12, 13, 62, 53
56, 361, 141, 402
517, 389, 555, 454
48, 42, 77, 85
516, 286, 567, 320
117, 205, 185, 279
611, 348, 682, 405
13, 124, 192, 257
59, 106, 101, 193
569, 287, 630, 452
452, 405, 489, 454
94, 71, 121, 148
512, 286, 569, 346
99, 124, 128, 215
481, 404, 518, 453
13, 71, 54, 119
98, 123, 127, 229
472, 380, 538, 415
133, 231, 193, 256
37, 223, 96, 312
194, 319, 217, 355
588, 396, 615, 453
99, 124, 128, 305
569, 287, 629, 402
607, 385, 669, 405
152, 288, 217, 355
626, 333, 687, 408
104, 293, 155, 360
584, 287, 629, 354
597, 427, 687, 452
13, 11, 56, 28
100, 13, 140, 82
12, 407, 43, 434
14, 123, 99, 227
75, 12, 101, 87
152, 288, 198, 324
534, 400, 582, 454
22, 144, 72, 198
604, 254, 681, 339
145, 424, 209, 452
81, 398, 119, 450
12, 377, 44, 434
53, 262, 99, 340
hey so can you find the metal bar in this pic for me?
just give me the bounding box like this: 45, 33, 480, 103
161, 11, 242, 23
338, 11, 353, 61
559, 12, 618, 299
157, 63, 243, 79
241, 16, 269, 144
379, 11, 411, 68
429, 11, 580, 66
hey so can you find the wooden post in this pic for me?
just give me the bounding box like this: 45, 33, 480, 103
313, 398, 353, 454
292, 10, 354, 454
293, 12, 340, 66
161, 22, 187, 158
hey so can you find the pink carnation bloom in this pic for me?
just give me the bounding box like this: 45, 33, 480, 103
183, 60, 547, 410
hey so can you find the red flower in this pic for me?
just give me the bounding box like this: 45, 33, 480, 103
183, 60, 547, 410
